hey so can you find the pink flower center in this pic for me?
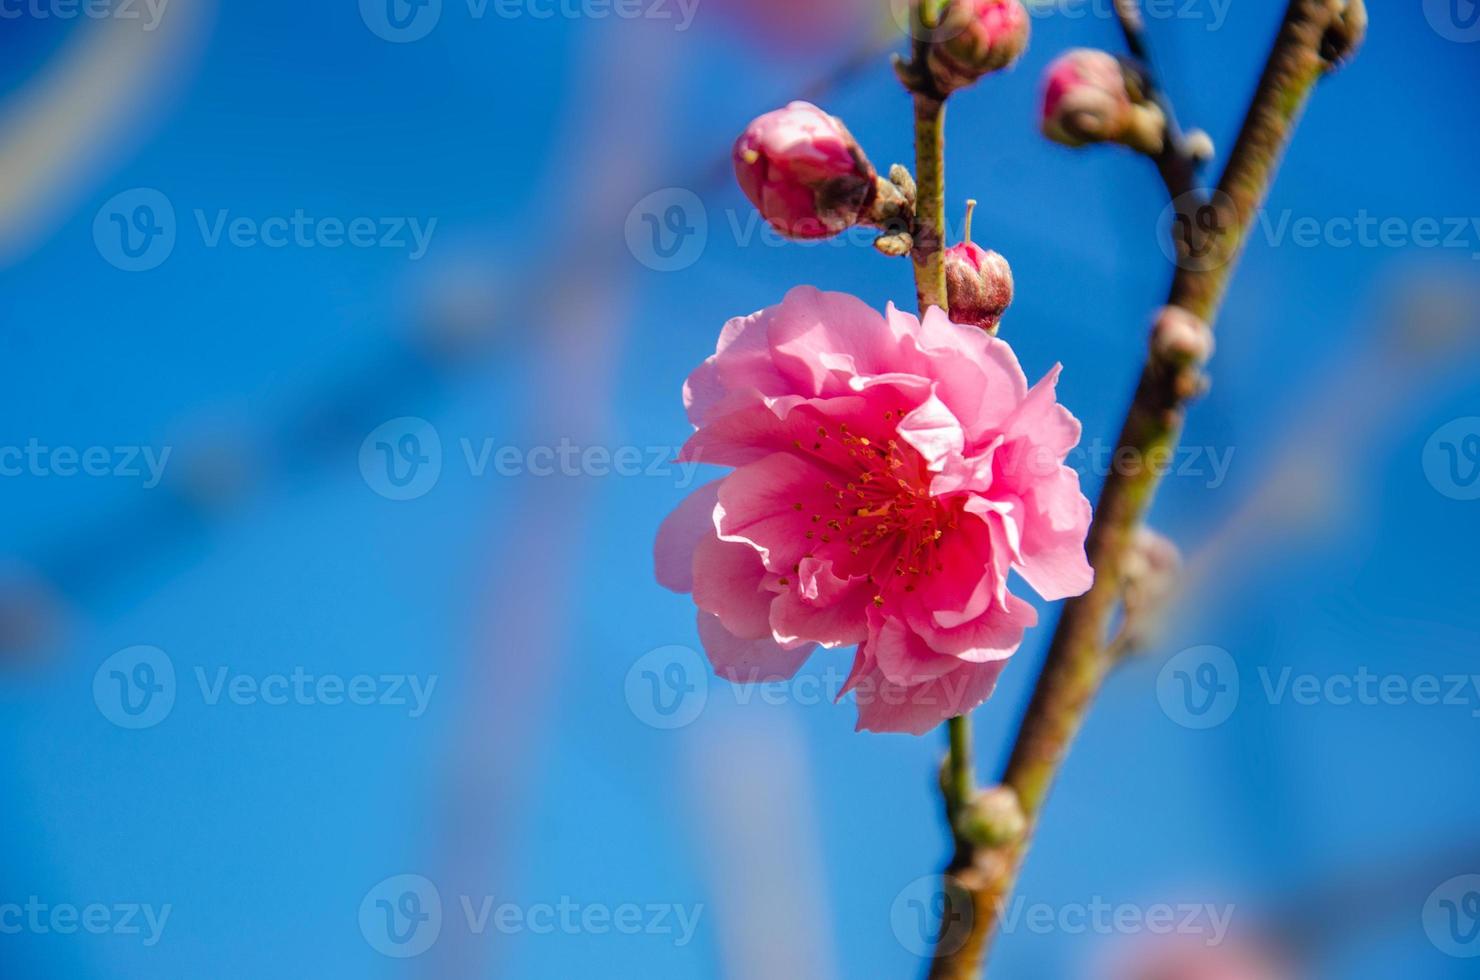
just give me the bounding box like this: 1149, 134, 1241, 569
790, 413, 960, 604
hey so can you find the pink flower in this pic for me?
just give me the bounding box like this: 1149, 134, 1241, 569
654, 287, 1093, 734
927, 0, 1030, 94
733, 102, 877, 240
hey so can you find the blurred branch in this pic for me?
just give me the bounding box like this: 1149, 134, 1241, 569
926, 3, 1367, 976
1113, 0, 1201, 206
0, 0, 212, 263
0, 28, 896, 658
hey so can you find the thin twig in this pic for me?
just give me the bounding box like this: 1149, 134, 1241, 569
1114, 0, 1201, 215
925, 3, 1365, 977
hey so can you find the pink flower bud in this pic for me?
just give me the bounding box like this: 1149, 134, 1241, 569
926, 0, 1030, 94
943, 200, 1013, 332
1041, 48, 1165, 154
732, 101, 877, 240
945, 242, 1013, 332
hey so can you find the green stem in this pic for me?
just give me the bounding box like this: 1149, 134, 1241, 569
912, 92, 948, 313
945, 714, 973, 819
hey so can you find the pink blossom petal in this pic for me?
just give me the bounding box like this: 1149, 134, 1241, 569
766, 287, 907, 397
691, 531, 775, 639
891, 304, 1029, 444
715, 452, 836, 573
698, 612, 816, 683
678, 395, 867, 468
684, 305, 790, 428
770, 557, 871, 648
999, 364, 1081, 464
850, 649, 1010, 735
1013, 466, 1094, 601
895, 392, 966, 473
867, 614, 963, 686
914, 591, 1037, 662
654, 481, 721, 594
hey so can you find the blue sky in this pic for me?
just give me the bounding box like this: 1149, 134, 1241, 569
2, 3, 1479, 978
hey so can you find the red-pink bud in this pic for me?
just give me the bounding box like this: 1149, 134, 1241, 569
732, 101, 877, 240
943, 202, 1013, 332
926, 0, 1030, 94
945, 242, 1013, 332
1041, 49, 1164, 154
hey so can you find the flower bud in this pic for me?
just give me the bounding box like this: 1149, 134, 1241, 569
958, 785, 1025, 848
733, 101, 877, 240
1041, 49, 1165, 155
925, 0, 1030, 95
945, 242, 1013, 332
1151, 304, 1213, 364
944, 200, 1013, 333
1121, 526, 1181, 648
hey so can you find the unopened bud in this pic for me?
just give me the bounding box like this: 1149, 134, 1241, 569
1151, 305, 1213, 364
925, 0, 1030, 95
944, 201, 1013, 333
733, 101, 877, 240
1121, 527, 1181, 649
1182, 129, 1216, 166
1041, 49, 1165, 155
958, 785, 1026, 848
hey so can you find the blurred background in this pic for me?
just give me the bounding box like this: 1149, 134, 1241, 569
1, 1, 1478, 977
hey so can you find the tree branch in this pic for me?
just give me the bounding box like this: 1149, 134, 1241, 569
924, 3, 1365, 976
